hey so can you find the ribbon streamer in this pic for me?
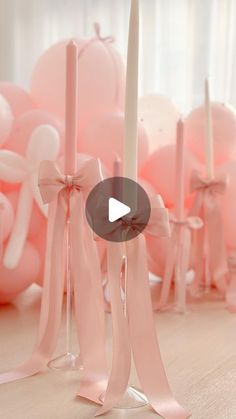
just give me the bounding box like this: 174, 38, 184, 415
158, 215, 203, 312
226, 256, 236, 313
0, 158, 107, 404
94, 196, 190, 418
189, 171, 228, 294
0, 202, 4, 260
0, 125, 60, 269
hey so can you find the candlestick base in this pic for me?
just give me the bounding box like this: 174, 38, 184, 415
100, 386, 148, 409
48, 352, 83, 371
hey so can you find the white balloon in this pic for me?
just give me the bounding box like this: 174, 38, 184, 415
26, 124, 60, 164
0, 94, 13, 146
0, 150, 27, 182
138, 94, 180, 152
3, 124, 60, 269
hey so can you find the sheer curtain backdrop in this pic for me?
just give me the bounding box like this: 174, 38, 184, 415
0, 0, 236, 112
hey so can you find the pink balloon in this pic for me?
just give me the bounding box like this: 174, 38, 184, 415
1, 181, 20, 194
141, 144, 201, 207
0, 82, 35, 118
138, 178, 156, 198
31, 36, 125, 119
5, 109, 64, 155
0, 241, 40, 303
28, 204, 46, 239
218, 161, 236, 250
78, 112, 149, 174
185, 102, 236, 165
5, 190, 45, 239
0, 193, 14, 242
0, 94, 13, 146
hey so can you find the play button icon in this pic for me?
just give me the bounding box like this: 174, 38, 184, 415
108, 198, 131, 222
86, 177, 151, 242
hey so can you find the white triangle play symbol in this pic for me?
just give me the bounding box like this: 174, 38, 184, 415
108, 197, 131, 223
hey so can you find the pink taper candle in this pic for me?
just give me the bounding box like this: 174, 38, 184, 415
175, 118, 186, 313
65, 40, 78, 175
63, 40, 78, 364
175, 119, 185, 220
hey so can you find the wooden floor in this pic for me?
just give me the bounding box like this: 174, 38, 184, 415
0, 285, 236, 419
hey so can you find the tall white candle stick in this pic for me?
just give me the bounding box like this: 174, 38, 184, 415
124, 0, 139, 182
123, 0, 139, 210
205, 78, 214, 180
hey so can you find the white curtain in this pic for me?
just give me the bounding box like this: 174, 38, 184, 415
0, 0, 236, 112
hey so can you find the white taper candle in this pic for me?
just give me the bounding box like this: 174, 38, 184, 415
123, 0, 139, 182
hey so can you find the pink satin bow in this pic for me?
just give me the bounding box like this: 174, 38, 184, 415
189, 171, 228, 294
96, 196, 190, 418
0, 158, 107, 404
158, 215, 203, 312
226, 256, 236, 312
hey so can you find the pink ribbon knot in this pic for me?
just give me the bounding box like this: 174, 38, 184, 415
64, 174, 76, 189
158, 214, 203, 312
189, 171, 228, 294
96, 196, 190, 418
0, 158, 108, 406
190, 172, 227, 196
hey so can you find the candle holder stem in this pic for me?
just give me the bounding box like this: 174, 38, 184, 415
175, 242, 186, 313
203, 228, 211, 293
47, 218, 82, 371
119, 245, 148, 408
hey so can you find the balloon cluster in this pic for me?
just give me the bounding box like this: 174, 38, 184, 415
0, 84, 61, 303
141, 100, 236, 300
1, 27, 236, 307
0, 28, 150, 303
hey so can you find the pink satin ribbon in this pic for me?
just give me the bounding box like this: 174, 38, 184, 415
94, 22, 114, 43
158, 215, 203, 312
0, 158, 107, 403
226, 256, 236, 313
96, 197, 190, 418
189, 171, 228, 294
0, 202, 4, 260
